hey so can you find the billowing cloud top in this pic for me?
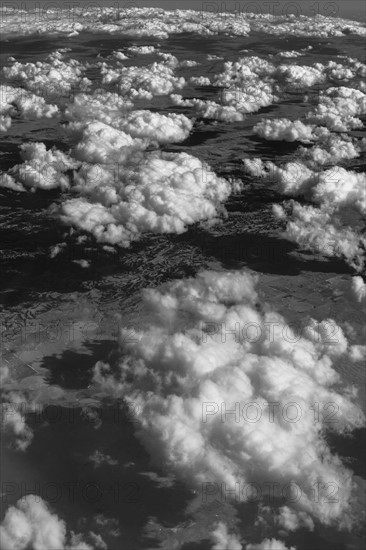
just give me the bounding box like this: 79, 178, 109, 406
1, 7, 365, 39
92, 269, 364, 529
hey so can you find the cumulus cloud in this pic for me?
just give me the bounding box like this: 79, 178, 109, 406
66, 94, 193, 145
211, 522, 242, 550
307, 86, 366, 131
0, 365, 34, 451
2, 49, 91, 97
244, 146, 366, 270
189, 76, 212, 86
275, 63, 325, 90
0, 495, 101, 550
127, 45, 156, 55
59, 151, 235, 246
101, 58, 185, 100
1, 142, 79, 192
253, 119, 327, 143
1, 400, 34, 452
91, 269, 364, 529
171, 94, 245, 122
297, 135, 366, 168
276, 51, 304, 58
213, 57, 278, 115
2, 7, 365, 40
274, 202, 366, 271
88, 450, 118, 468
0, 85, 58, 131
351, 276, 366, 304
246, 539, 295, 550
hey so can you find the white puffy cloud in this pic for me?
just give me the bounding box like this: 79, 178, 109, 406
112, 50, 129, 60
246, 538, 295, 550
213, 57, 277, 115
351, 276, 366, 304
0, 495, 100, 550
171, 95, 245, 122
244, 147, 366, 270
1, 400, 34, 452
274, 202, 366, 271
2, 7, 365, 40
189, 76, 212, 86
211, 522, 242, 550
307, 86, 366, 131
275, 63, 325, 90
2, 49, 91, 97
276, 51, 304, 58
117, 110, 193, 144
253, 119, 326, 143
92, 269, 364, 528
297, 134, 365, 168
127, 45, 156, 55
69, 120, 148, 164
101, 58, 185, 100
66, 94, 193, 145
59, 151, 234, 246
0, 85, 58, 131
1, 142, 79, 192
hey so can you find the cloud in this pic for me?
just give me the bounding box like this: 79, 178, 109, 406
66, 94, 193, 145
253, 119, 325, 143
2, 49, 91, 97
91, 269, 364, 529
0, 365, 37, 452
2, 8, 365, 40
127, 45, 157, 55
0, 85, 58, 132
243, 145, 366, 271
189, 76, 212, 86
211, 522, 242, 550
246, 539, 295, 550
274, 201, 365, 271
58, 150, 235, 246
1, 142, 79, 192
88, 450, 118, 468
101, 58, 185, 100
171, 95, 245, 122
0, 495, 101, 550
307, 86, 366, 131
351, 276, 366, 304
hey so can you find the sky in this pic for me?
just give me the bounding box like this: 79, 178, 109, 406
6, 0, 366, 23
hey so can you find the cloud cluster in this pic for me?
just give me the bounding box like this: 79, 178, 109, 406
351, 276, 366, 304
244, 155, 366, 270
59, 150, 235, 246
0, 495, 102, 550
127, 45, 157, 55
213, 57, 277, 115
2, 7, 365, 40
92, 269, 364, 529
297, 134, 366, 168
1, 142, 79, 192
0, 85, 58, 132
171, 95, 245, 122
274, 201, 365, 271
211, 522, 242, 550
253, 119, 327, 143
0, 363, 37, 451
246, 539, 295, 550
101, 57, 185, 100
2, 49, 91, 97
307, 86, 366, 131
